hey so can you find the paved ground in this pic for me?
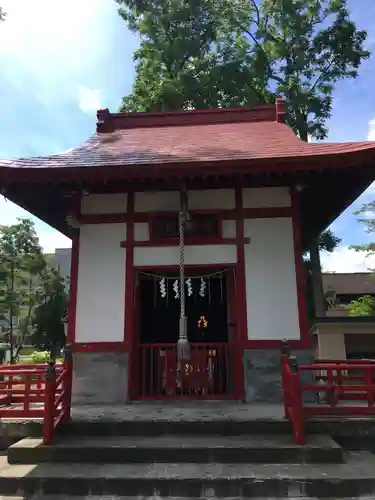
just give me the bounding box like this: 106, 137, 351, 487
71, 403, 286, 422
1, 497, 375, 500
0, 497, 374, 500
70, 402, 375, 423
2, 402, 375, 425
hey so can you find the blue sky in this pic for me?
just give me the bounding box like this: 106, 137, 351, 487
0, 0, 375, 271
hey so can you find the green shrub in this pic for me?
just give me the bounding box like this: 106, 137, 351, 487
30, 351, 51, 363
16, 351, 63, 364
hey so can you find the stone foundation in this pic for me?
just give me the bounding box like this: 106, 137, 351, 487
243, 349, 313, 403
72, 352, 128, 405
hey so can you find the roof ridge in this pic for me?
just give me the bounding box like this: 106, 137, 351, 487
96, 99, 286, 133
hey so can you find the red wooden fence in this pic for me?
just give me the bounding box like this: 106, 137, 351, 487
0, 344, 73, 445
281, 346, 375, 445
137, 342, 233, 399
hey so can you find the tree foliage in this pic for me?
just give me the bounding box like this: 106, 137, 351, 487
347, 295, 375, 317
116, 0, 273, 111
31, 268, 68, 358
116, 0, 370, 140
0, 219, 46, 361
350, 201, 375, 258
318, 229, 342, 253
251, 0, 370, 140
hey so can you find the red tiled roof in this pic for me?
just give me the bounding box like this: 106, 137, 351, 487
1, 100, 375, 174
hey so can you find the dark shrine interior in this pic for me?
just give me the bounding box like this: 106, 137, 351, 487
139, 273, 229, 344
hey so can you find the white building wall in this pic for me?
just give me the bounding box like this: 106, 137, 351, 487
81, 193, 128, 214
242, 187, 291, 208
134, 245, 237, 267
75, 189, 300, 345
244, 217, 300, 340
134, 189, 235, 212
75, 223, 126, 343
318, 332, 346, 359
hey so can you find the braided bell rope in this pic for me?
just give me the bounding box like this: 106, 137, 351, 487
179, 211, 186, 340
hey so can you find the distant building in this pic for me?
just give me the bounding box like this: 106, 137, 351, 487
50, 248, 71, 282
323, 272, 375, 316
312, 273, 375, 360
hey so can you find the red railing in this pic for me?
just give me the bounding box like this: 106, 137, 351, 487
281, 346, 375, 445
137, 342, 233, 399
0, 345, 73, 445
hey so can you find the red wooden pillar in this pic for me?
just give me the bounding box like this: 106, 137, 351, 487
62, 343, 73, 423
124, 191, 135, 400
43, 361, 56, 445
234, 187, 247, 400
67, 235, 79, 344
290, 188, 309, 347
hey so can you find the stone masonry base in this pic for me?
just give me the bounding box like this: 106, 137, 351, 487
72, 352, 128, 405
243, 348, 314, 403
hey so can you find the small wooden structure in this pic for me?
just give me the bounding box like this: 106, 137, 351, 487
1, 99, 375, 403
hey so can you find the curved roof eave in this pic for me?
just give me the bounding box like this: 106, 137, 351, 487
0, 145, 375, 184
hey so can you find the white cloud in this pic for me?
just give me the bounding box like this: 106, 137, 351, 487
368, 118, 375, 141
38, 232, 71, 254
0, 0, 108, 108
321, 246, 375, 273
77, 86, 101, 115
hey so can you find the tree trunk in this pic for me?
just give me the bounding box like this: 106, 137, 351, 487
309, 239, 325, 318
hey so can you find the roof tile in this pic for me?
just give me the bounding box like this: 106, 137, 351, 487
1, 103, 375, 171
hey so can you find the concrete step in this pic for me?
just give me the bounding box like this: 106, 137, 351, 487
1, 497, 374, 500
62, 419, 293, 437
0, 451, 375, 498
1, 497, 375, 500
8, 434, 343, 465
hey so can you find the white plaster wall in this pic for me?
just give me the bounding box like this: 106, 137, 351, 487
135, 191, 180, 212
75, 224, 126, 343
135, 189, 235, 212
242, 187, 291, 208
222, 220, 236, 238
81, 193, 128, 214
188, 189, 235, 210
134, 222, 149, 242
134, 245, 237, 267
244, 218, 300, 340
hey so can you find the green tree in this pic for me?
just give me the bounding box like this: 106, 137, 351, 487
347, 295, 375, 317
31, 268, 68, 359
249, 0, 370, 140
116, 0, 273, 111
0, 219, 46, 362
117, 0, 369, 142
350, 201, 375, 259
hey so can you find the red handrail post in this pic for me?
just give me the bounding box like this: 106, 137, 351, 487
281, 340, 291, 418
43, 361, 56, 445
62, 343, 73, 423
365, 367, 374, 406
290, 356, 305, 445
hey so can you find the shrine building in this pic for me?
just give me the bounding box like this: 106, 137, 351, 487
1, 99, 375, 404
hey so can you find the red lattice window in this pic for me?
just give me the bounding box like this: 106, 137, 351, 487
151, 213, 219, 240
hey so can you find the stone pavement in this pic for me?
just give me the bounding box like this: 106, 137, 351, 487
0, 497, 374, 500
71, 402, 286, 422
